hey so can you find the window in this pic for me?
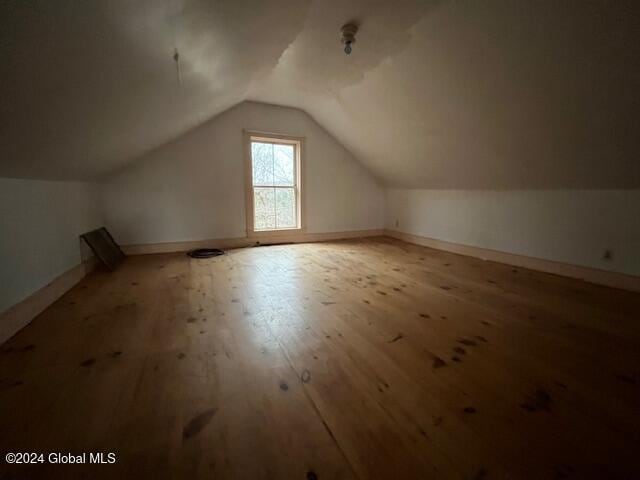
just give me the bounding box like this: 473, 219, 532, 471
245, 132, 303, 235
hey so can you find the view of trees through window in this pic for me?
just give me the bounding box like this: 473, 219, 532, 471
251, 141, 297, 230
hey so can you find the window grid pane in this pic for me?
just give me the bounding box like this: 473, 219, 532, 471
251, 142, 274, 186
273, 144, 295, 186
275, 187, 296, 228
254, 187, 276, 230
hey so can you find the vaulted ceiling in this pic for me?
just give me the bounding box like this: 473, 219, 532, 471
1, 0, 638, 188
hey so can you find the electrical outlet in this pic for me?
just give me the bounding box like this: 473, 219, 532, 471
603, 249, 613, 261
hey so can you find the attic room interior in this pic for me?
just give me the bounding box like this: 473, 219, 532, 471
0, 0, 639, 478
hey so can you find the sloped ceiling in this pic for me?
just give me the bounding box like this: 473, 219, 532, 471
1, 0, 638, 188
0, 0, 311, 179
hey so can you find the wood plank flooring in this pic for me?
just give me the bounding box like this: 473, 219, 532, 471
0, 237, 639, 479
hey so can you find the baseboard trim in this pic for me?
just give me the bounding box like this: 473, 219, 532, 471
122, 229, 385, 255
384, 229, 640, 293
0, 257, 98, 345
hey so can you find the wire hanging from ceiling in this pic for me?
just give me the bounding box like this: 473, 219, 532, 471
173, 47, 182, 86
168, 0, 182, 87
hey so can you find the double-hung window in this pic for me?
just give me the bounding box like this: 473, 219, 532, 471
245, 133, 303, 235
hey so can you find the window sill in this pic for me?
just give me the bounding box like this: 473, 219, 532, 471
249, 227, 303, 236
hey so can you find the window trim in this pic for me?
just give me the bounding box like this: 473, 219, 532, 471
243, 130, 305, 238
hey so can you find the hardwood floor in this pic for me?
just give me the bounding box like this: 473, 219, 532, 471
1, 237, 639, 479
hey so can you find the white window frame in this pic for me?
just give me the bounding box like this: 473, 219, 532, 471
244, 130, 305, 238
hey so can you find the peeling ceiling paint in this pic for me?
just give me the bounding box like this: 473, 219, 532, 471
0, 0, 638, 188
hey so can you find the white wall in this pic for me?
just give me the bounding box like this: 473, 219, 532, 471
100, 101, 384, 245
385, 189, 640, 277
0, 178, 102, 313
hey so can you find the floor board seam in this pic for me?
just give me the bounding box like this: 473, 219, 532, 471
266, 320, 362, 480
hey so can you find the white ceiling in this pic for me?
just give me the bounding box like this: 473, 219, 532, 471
1, 0, 638, 188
